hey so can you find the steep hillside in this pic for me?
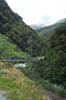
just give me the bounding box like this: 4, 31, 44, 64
0, 62, 51, 100
0, 0, 46, 57
33, 21, 66, 91
0, 34, 28, 58
36, 19, 66, 37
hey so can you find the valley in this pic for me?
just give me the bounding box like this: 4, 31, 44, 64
0, 0, 66, 100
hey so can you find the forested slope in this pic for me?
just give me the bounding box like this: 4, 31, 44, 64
0, 0, 46, 57
34, 22, 66, 88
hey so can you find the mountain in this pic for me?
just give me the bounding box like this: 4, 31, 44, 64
30, 24, 45, 30
36, 18, 66, 37
0, 0, 66, 98
0, 0, 46, 57
34, 21, 66, 89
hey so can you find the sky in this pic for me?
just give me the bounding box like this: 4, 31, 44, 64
5, 0, 66, 25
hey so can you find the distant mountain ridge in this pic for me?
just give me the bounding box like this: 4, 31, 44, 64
30, 24, 45, 29
36, 18, 66, 37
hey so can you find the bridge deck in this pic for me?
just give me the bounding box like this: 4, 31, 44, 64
0, 59, 37, 62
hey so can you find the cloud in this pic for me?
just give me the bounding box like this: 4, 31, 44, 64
6, 0, 66, 25
39, 15, 53, 25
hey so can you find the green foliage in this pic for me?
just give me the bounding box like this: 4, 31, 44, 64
21, 64, 66, 98
33, 22, 66, 88
37, 79, 66, 97
0, 34, 29, 58
0, 0, 46, 56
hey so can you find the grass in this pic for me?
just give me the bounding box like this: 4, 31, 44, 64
0, 62, 48, 100
0, 62, 65, 100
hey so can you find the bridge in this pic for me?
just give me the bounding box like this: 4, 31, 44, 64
0, 57, 44, 62
0, 58, 38, 62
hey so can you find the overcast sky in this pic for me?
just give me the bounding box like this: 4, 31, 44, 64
5, 0, 66, 25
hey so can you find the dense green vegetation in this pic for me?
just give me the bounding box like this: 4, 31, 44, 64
33, 22, 66, 89
21, 21, 66, 98
0, 0, 46, 57
0, 0, 66, 99
0, 34, 29, 58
